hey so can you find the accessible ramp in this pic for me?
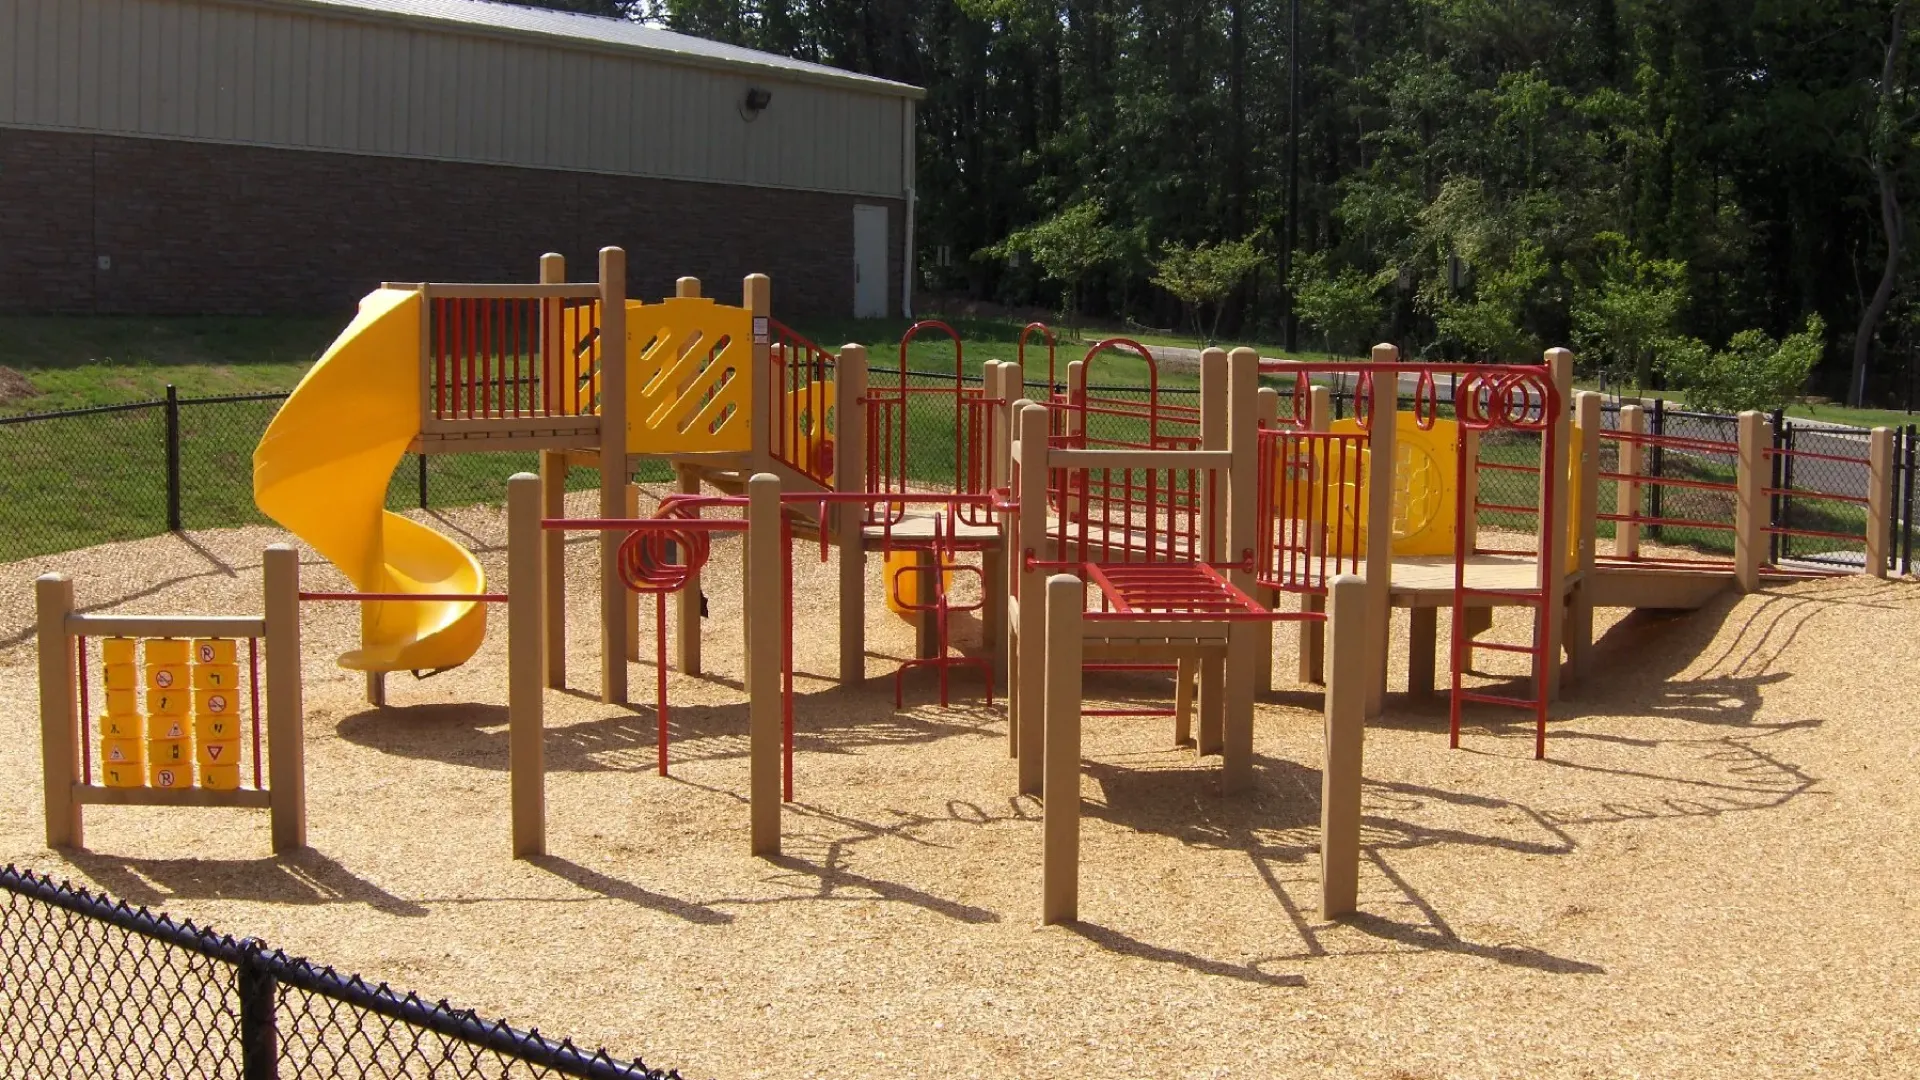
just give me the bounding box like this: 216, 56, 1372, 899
253, 288, 487, 673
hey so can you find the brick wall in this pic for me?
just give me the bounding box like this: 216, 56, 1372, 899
0, 127, 904, 318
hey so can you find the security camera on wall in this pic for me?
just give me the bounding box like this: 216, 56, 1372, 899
739, 87, 773, 121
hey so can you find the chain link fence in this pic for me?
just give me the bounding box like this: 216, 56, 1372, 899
0, 865, 680, 1080
1, 378, 1913, 575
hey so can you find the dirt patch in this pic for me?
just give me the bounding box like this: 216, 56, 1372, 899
0, 367, 42, 405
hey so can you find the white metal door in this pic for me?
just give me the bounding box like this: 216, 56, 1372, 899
853, 204, 889, 318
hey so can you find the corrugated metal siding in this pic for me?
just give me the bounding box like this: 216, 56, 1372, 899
0, 0, 905, 197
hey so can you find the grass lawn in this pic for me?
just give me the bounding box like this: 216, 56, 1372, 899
0, 313, 1903, 565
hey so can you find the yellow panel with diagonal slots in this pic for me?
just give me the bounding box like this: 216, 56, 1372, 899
626, 297, 754, 455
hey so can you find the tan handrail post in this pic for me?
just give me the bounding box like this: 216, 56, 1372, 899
262, 544, 307, 853
835, 344, 870, 685
538, 253, 569, 689
1362, 344, 1399, 718
1616, 404, 1644, 559
673, 467, 704, 676
747, 275, 772, 470
624, 483, 641, 662
1300, 384, 1332, 684
1736, 411, 1766, 592
677, 276, 701, 298
598, 247, 630, 704
37, 574, 79, 849
1041, 573, 1084, 926
747, 473, 784, 856
1195, 349, 1228, 756
1460, 382, 1482, 554
506, 475, 546, 858
1540, 348, 1573, 700
1567, 391, 1602, 682
1222, 348, 1261, 794
1253, 384, 1280, 693
1015, 402, 1049, 791
983, 361, 1021, 670
1867, 427, 1893, 579
1320, 574, 1366, 919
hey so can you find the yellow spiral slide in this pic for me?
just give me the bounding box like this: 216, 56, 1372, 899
253, 288, 487, 673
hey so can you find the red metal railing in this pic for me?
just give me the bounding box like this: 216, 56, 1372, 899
768, 320, 836, 486
429, 296, 601, 421
864, 321, 1001, 525
1255, 427, 1370, 593
1596, 427, 1741, 568
1019, 322, 1057, 388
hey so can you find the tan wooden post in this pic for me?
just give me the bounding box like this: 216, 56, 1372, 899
835, 344, 869, 684
678, 276, 701, 298
1736, 410, 1766, 592
538, 253, 569, 689
1196, 349, 1228, 755
1173, 656, 1196, 747
598, 248, 630, 704
1016, 402, 1050, 791
1567, 391, 1602, 683
1867, 427, 1893, 578
1408, 606, 1437, 698
747, 473, 784, 855
1460, 381, 1482, 554
37, 574, 80, 848
1540, 349, 1573, 700
1253, 384, 1280, 693
982, 361, 1018, 668
1362, 344, 1399, 718
1222, 348, 1261, 794
262, 545, 308, 853
1041, 573, 1084, 926
1320, 574, 1367, 919
505, 476, 545, 858
1616, 404, 1644, 559
1299, 384, 1331, 684
673, 463, 703, 675
743, 276, 772, 686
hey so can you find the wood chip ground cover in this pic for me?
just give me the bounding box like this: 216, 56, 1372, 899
0, 490, 1913, 1078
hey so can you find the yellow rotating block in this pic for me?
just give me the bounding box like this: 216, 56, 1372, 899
199, 764, 239, 791
194, 689, 236, 716
145, 664, 188, 691
883, 549, 952, 617
104, 689, 137, 716
100, 763, 144, 788
195, 714, 241, 743
146, 689, 188, 716
99, 737, 144, 765
103, 663, 139, 691
148, 763, 190, 790
193, 638, 236, 666
102, 638, 136, 665
197, 739, 240, 768
145, 639, 189, 665
149, 714, 190, 741
148, 737, 191, 765
192, 664, 240, 691
99, 713, 144, 739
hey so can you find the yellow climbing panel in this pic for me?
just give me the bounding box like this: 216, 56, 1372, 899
627, 297, 754, 455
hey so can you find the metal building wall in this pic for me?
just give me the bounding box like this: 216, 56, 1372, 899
0, 0, 907, 197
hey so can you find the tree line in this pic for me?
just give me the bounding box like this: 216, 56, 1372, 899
517, 1, 1916, 408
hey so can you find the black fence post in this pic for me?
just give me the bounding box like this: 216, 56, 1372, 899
1903, 424, 1916, 575
417, 454, 429, 511
237, 940, 279, 1080
1649, 398, 1665, 540
1768, 408, 1786, 564
165, 385, 182, 532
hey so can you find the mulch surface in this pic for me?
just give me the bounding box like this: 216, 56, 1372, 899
0, 490, 1915, 1079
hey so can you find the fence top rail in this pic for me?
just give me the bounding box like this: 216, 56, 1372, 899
174, 391, 292, 407
0, 397, 166, 425
0, 866, 673, 1080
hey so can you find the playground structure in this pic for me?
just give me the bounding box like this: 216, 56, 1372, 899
35, 246, 1903, 926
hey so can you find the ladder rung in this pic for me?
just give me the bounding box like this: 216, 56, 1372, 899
1468, 640, 1537, 656
1455, 690, 1540, 711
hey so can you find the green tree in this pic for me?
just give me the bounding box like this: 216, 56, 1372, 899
1571, 233, 1689, 392
983, 199, 1124, 341
1288, 253, 1382, 356
1663, 317, 1827, 415
1426, 241, 1550, 362
1151, 235, 1267, 346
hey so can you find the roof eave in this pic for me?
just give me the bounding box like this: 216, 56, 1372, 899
237, 0, 928, 100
